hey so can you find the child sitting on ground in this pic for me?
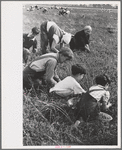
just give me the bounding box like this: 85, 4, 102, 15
49, 64, 86, 97
74, 74, 112, 125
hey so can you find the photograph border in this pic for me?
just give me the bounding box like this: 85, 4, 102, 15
1, 0, 121, 149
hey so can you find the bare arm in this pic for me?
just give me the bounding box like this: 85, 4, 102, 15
101, 94, 112, 111
53, 68, 61, 82
51, 39, 59, 53
60, 42, 64, 49
45, 59, 58, 87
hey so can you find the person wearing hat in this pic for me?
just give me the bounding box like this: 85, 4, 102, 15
23, 47, 74, 90
40, 20, 72, 54
23, 27, 40, 64
69, 26, 92, 52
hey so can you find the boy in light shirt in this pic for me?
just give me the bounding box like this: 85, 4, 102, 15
49, 64, 86, 97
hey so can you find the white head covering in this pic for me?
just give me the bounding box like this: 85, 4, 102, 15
84, 26, 92, 31
61, 32, 72, 44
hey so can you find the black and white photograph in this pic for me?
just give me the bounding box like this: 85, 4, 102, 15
2, 1, 121, 149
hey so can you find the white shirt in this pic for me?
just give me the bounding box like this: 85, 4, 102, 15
89, 85, 110, 102
47, 21, 56, 32
49, 76, 86, 97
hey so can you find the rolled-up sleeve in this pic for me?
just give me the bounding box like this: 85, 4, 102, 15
73, 83, 86, 95
45, 59, 58, 86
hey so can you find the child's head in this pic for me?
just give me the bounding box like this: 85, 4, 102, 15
95, 74, 111, 89
32, 27, 40, 35
71, 64, 86, 82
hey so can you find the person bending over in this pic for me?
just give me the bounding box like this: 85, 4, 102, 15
49, 64, 86, 97
69, 26, 92, 52
23, 27, 40, 64
23, 47, 74, 90
40, 20, 72, 54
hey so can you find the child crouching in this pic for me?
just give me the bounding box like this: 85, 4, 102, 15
74, 74, 112, 124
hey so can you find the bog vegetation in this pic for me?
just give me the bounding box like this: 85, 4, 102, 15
23, 4, 118, 145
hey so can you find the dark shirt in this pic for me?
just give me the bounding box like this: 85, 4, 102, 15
74, 30, 90, 48
23, 33, 37, 50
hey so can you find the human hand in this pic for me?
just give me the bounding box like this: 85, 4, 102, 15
51, 48, 59, 53
57, 78, 61, 82
33, 48, 38, 53
108, 102, 112, 107
106, 102, 112, 109
85, 44, 90, 52
24, 48, 31, 54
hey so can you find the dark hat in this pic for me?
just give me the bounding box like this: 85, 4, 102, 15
59, 47, 74, 60
72, 64, 86, 75
32, 27, 40, 34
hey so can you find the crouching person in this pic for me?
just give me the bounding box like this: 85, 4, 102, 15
49, 64, 86, 97
69, 26, 92, 52
23, 47, 74, 90
23, 27, 40, 65
74, 74, 112, 125
40, 20, 72, 54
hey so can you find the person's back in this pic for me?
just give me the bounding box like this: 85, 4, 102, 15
74, 30, 89, 48
40, 20, 72, 54
23, 52, 59, 89
29, 52, 58, 72
69, 26, 92, 52
49, 64, 86, 97
47, 21, 64, 44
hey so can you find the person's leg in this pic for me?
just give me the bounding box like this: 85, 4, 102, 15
85, 100, 100, 122
23, 48, 30, 65
40, 22, 49, 54
69, 37, 76, 51
23, 66, 36, 90
74, 94, 89, 122
23, 73, 32, 90
33, 71, 46, 88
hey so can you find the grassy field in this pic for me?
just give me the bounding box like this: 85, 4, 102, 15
23, 4, 118, 146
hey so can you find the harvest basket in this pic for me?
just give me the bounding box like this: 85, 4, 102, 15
97, 112, 113, 122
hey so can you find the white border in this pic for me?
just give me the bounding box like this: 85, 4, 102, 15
1, 1, 121, 149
